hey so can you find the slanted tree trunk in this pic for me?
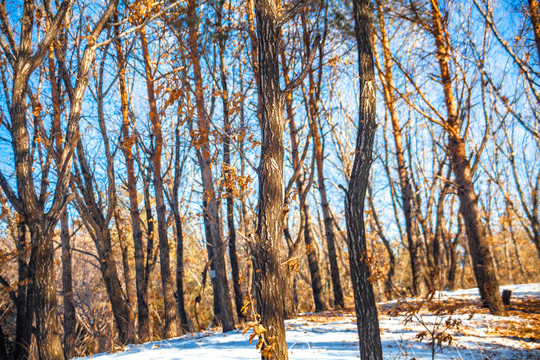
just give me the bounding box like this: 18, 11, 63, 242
139, 26, 179, 338
429, 0, 505, 315
374, 0, 422, 296
186, 0, 235, 332
346, 1, 383, 359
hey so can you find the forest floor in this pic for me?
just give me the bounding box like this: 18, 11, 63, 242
78, 283, 540, 360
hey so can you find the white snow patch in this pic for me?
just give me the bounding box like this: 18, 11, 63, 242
76, 283, 540, 360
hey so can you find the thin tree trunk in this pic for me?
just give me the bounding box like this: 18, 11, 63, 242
139, 27, 179, 338
114, 22, 150, 342
186, 0, 235, 332
303, 203, 328, 312
346, 1, 383, 359
14, 222, 33, 360
216, 0, 245, 323
49, 37, 77, 357
429, 0, 505, 315
171, 115, 190, 333
374, 0, 422, 296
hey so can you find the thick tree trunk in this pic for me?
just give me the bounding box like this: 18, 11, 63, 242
187, 0, 235, 332
28, 222, 65, 360
253, 1, 289, 358
347, 1, 384, 359
429, 0, 505, 316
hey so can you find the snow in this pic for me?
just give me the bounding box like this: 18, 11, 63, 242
77, 283, 540, 360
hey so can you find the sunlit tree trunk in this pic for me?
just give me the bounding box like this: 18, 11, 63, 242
429, 0, 505, 315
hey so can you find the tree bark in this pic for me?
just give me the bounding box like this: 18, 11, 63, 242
14, 222, 33, 360
114, 22, 150, 341
429, 0, 505, 315
216, 0, 245, 323
253, 0, 289, 358
346, 1, 383, 359
529, 0, 540, 62
187, 0, 235, 332
139, 26, 179, 338
374, 0, 422, 296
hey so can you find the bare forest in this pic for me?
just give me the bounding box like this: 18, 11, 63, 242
0, 0, 539, 359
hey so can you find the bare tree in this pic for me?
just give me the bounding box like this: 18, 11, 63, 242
345, 0, 383, 359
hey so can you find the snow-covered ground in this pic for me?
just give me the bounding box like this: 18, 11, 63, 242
78, 283, 540, 360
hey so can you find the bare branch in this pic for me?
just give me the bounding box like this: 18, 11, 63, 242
282, 33, 321, 94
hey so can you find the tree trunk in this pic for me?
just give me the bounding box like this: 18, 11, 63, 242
374, 0, 423, 296
253, 0, 288, 358
429, 0, 505, 316
171, 118, 190, 333
28, 221, 65, 360
14, 222, 34, 360
346, 1, 383, 359
139, 26, 179, 338
187, 0, 235, 332
216, 0, 245, 323
303, 204, 328, 312
114, 24, 150, 341
529, 0, 540, 62
60, 212, 76, 357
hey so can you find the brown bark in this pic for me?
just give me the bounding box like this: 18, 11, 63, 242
253, 1, 289, 358
301, 10, 343, 310
171, 115, 190, 333
0, 1, 118, 357
187, 0, 235, 332
368, 186, 396, 300
429, 0, 505, 315
14, 222, 33, 360
346, 1, 383, 359
48, 35, 76, 357
114, 22, 150, 341
216, 0, 245, 323
139, 26, 179, 338
374, 0, 423, 296
529, 0, 540, 62
73, 139, 137, 345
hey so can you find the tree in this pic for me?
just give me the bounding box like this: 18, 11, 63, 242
428, 0, 505, 315
252, 0, 319, 357
0, 0, 118, 357
345, 0, 384, 359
